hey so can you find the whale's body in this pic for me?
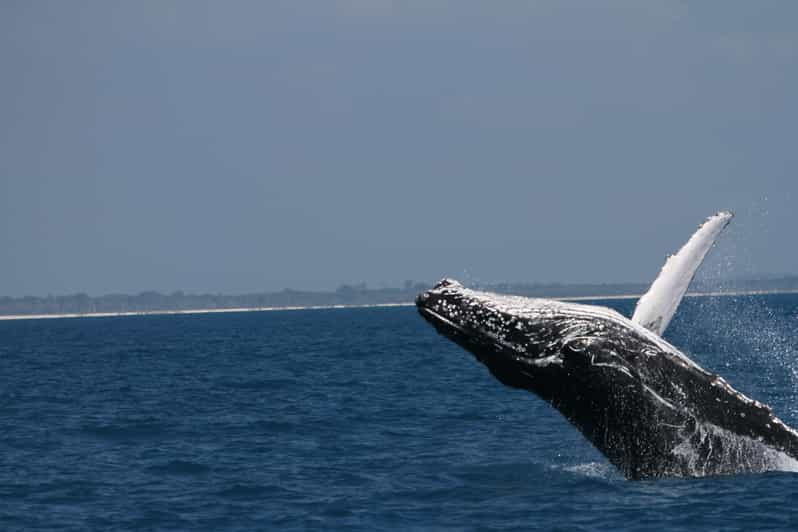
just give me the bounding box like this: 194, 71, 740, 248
417, 281, 798, 479
416, 213, 798, 479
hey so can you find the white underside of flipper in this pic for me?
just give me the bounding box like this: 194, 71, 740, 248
632, 211, 734, 336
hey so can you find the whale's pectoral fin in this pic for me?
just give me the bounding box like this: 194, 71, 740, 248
640, 316, 663, 336
632, 211, 733, 336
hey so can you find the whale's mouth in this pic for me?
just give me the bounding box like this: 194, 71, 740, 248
417, 305, 466, 335
417, 301, 497, 364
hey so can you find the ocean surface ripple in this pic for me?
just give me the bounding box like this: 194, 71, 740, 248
2, 294, 798, 530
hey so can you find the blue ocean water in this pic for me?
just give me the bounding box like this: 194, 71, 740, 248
2, 294, 798, 531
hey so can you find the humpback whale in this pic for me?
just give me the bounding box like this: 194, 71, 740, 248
417, 212, 798, 479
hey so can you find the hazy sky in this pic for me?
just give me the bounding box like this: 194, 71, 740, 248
2, 1, 796, 296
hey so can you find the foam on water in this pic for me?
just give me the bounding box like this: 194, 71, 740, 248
561, 462, 619, 480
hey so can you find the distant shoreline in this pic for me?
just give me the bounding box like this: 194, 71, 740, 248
2, 289, 798, 322
0, 302, 414, 321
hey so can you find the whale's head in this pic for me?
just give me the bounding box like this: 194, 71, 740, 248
416, 278, 534, 355
416, 279, 590, 386
415, 278, 641, 390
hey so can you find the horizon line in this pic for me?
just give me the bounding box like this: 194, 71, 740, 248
4, 273, 798, 300
2, 288, 797, 322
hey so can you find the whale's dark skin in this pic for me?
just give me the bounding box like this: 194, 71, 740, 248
417, 279, 798, 479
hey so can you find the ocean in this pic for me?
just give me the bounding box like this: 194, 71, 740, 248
2, 293, 798, 531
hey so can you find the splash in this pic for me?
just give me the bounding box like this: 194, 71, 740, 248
674, 204, 798, 438
680, 294, 798, 423
561, 462, 619, 480
670, 293, 798, 477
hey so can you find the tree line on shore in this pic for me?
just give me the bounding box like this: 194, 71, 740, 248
1, 277, 797, 316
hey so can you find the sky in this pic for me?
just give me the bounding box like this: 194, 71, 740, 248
1, 1, 797, 297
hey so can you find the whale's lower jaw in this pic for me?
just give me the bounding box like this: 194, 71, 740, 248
417, 284, 798, 480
